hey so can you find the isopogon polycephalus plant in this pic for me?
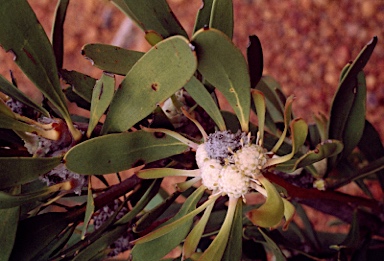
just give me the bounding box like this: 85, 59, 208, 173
133, 92, 314, 260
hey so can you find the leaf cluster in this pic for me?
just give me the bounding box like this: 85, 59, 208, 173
0, 0, 383, 260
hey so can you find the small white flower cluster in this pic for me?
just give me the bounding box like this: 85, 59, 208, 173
196, 131, 267, 199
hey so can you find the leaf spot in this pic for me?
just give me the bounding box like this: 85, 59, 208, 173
23, 48, 37, 65
151, 83, 159, 91
154, 132, 165, 138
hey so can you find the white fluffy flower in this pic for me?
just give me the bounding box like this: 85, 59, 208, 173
200, 158, 222, 191
195, 143, 209, 168
233, 144, 267, 178
219, 165, 249, 199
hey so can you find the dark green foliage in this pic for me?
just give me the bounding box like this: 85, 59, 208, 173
0, 0, 383, 260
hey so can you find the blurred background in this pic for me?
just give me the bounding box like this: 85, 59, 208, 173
1, 0, 383, 253
1, 0, 383, 138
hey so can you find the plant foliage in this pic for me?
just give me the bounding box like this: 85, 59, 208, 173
0, 0, 383, 260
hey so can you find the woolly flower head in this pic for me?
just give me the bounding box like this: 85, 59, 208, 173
196, 130, 267, 199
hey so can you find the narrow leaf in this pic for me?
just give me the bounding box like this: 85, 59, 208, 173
10, 212, 79, 260
132, 186, 207, 261
81, 44, 144, 75
0, 186, 20, 261
258, 229, 286, 261
81, 179, 95, 239
115, 0, 187, 38
271, 95, 294, 153
275, 140, 343, 173
87, 73, 115, 137
251, 90, 266, 144
183, 200, 215, 258
255, 76, 285, 124
328, 37, 377, 169
0, 113, 39, 133
184, 76, 226, 131
282, 198, 295, 230
0, 75, 49, 116
64, 130, 188, 175
60, 69, 96, 102
0, 0, 79, 139
192, 28, 250, 132
102, 36, 197, 133
145, 30, 164, 46
193, 0, 214, 33
73, 225, 127, 261
209, 0, 233, 39
199, 197, 238, 261
358, 120, 384, 191
222, 198, 243, 261
52, 0, 69, 69
137, 168, 200, 179
0, 181, 70, 209
0, 156, 62, 189
248, 35, 263, 88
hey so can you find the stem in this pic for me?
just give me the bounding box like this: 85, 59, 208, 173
263, 171, 381, 211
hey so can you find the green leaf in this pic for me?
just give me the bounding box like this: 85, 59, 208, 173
199, 197, 238, 261
0, 156, 62, 189
0, 0, 78, 139
251, 90, 266, 144
87, 73, 115, 137
81, 179, 95, 239
358, 120, 384, 191
246, 176, 284, 228
332, 210, 361, 250
102, 36, 197, 133
0, 75, 49, 116
145, 30, 164, 46
184, 76, 226, 131
64, 130, 188, 175
10, 212, 79, 261
255, 76, 285, 124
52, 0, 69, 69
72, 225, 127, 261
222, 198, 243, 261
114, 0, 188, 38
116, 179, 162, 225
60, 69, 96, 103
293, 202, 321, 251
248, 35, 263, 88
266, 118, 308, 167
328, 37, 377, 169
183, 200, 215, 258
0, 186, 20, 261
209, 0, 233, 39
132, 186, 206, 261
81, 44, 144, 75
0, 112, 39, 133
281, 198, 295, 230
193, 0, 214, 33
0, 181, 70, 209
192, 28, 250, 132
133, 190, 181, 233
137, 168, 200, 179
275, 140, 343, 173
258, 228, 286, 261
271, 96, 295, 153
63, 87, 91, 110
